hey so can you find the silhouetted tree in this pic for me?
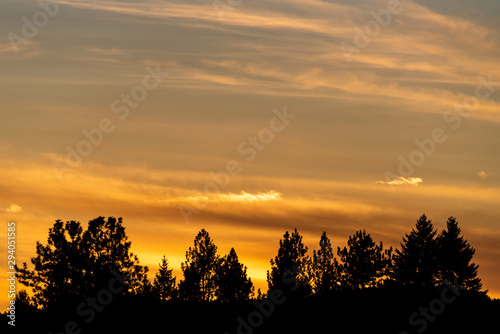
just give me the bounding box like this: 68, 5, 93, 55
16, 217, 149, 309
16, 220, 86, 309
15, 290, 37, 312
255, 288, 266, 300
82, 217, 150, 295
267, 229, 312, 297
392, 214, 438, 288
215, 248, 253, 302
336, 230, 392, 290
437, 217, 482, 291
311, 232, 338, 294
152, 256, 177, 301
178, 229, 220, 301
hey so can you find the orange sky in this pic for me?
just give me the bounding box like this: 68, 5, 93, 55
1, 0, 500, 311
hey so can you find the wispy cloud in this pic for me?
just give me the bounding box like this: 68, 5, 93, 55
52, 0, 500, 123
0, 39, 39, 58
376, 177, 423, 186
478, 171, 489, 180
1, 204, 22, 213
149, 190, 282, 205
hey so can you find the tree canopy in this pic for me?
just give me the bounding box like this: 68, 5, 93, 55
178, 229, 220, 301
152, 256, 177, 301
16, 217, 149, 309
215, 248, 254, 302
392, 214, 438, 288
15, 214, 484, 309
336, 229, 392, 289
311, 232, 337, 294
437, 217, 482, 291
267, 228, 312, 297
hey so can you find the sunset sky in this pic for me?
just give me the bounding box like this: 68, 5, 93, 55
1, 0, 500, 310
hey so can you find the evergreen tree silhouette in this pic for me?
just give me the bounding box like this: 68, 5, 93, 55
336, 230, 392, 290
82, 217, 149, 295
311, 232, 338, 294
14, 290, 37, 313
267, 229, 312, 297
16, 217, 149, 309
178, 229, 220, 301
437, 216, 482, 291
152, 256, 177, 301
392, 214, 438, 288
215, 248, 253, 302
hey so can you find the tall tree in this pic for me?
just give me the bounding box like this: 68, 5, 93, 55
437, 217, 482, 291
215, 248, 253, 302
16, 217, 149, 309
336, 230, 392, 290
267, 229, 311, 297
311, 232, 337, 294
392, 214, 438, 288
82, 217, 149, 295
178, 229, 220, 301
152, 256, 177, 301
16, 220, 86, 309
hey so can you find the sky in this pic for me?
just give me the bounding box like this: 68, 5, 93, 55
1, 0, 500, 311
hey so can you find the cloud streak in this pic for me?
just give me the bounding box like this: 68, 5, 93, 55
377, 177, 423, 186
1, 204, 22, 213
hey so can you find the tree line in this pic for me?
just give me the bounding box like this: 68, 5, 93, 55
14, 214, 483, 310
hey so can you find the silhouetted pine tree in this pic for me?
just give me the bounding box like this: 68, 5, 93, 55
178, 229, 220, 301
15, 290, 37, 312
392, 214, 438, 288
437, 217, 482, 291
311, 232, 337, 294
16, 217, 149, 309
215, 248, 253, 302
267, 229, 312, 297
83, 217, 150, 295
152, 256, 177, 301
336, 230, 392, 290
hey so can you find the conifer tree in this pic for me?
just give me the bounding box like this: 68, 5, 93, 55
215, 248, 253, 302
16, 217, 149, 309
311, 232, 337, 294
152, 256, 177, 301
337, 230, 392, 289
178, 229, 220, 301
392, 214, 438, 288
267, 229, 311, 297
437, 217, 482, 291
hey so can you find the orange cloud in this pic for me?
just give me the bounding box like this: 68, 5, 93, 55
376, 177, 423, 186
1, 204, 22, 213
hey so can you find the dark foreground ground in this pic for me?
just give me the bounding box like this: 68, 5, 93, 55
3, 288, 500, 334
